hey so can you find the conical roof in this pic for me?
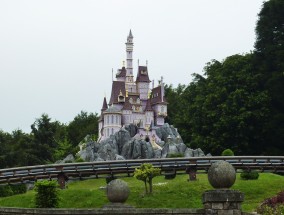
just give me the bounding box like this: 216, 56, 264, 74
128, 29, 133, 38
101, 97, 108, 111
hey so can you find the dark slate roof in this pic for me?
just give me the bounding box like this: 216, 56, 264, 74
109, 81, 126, 105
151, 85, 167, 105
145, 98, 153, 111
136, 66, 150, 83
122, 98, 132, 110
116, 67, 126, 78
101, 97, 108, 112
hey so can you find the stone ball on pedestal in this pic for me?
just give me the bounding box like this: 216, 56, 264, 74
208, 160, 236, 189
106, 179, 130, 203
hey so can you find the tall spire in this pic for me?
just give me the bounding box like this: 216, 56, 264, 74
125, 29, 135, 92
128, 29, 133, 38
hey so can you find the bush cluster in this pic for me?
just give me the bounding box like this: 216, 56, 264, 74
106, 175, 117, 184
221, 149, 234, 156
167, 153, 184, 158
35, 180, 59, 208
240, 171, 259, 180
257, 191, 284, 214
0, 184, 27, 197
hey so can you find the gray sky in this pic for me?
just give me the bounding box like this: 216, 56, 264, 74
0, 0, 264, 133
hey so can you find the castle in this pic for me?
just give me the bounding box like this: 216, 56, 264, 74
98, 30, 167, 142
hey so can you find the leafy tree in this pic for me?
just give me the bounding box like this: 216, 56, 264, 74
134, 163, 160, 194
67, 111, 99, 147
31, 114, 66, 163
254, 0, 284, 155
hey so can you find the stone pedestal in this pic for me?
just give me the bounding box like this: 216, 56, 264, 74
202, 190, 244, 215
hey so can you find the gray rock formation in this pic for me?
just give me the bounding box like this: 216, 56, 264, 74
75, 123, 207, 162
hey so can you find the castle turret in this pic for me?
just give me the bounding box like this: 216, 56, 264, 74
125, 30, 136, 93
136, 65, 151, 109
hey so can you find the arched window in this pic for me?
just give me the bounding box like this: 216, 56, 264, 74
112, 128, 114, 135
111, 115, 114, 124
116, 115, 118, 124
161, 106, 165, 113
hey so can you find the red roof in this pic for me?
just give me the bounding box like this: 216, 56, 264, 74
109, 81, 126, 104
122, 98, 132, 110
136, 66, 150, 83
151, 85, 167, 105
116, 67, 126, 78
145, 98, 153, 111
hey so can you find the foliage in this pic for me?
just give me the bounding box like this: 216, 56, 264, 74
0, 184, 26, 197
106, 175, 117, 184
9, 184, 27, 195
167, 153, 184, 158
0, 173, 284, 212
0, 185, 13, 197
75, 156, 85, 163
253, 0, 284, 155
257, 191, 284, 214
221, 149, 234, 156
67, 111, 99, 147
134, 163, 161, 194
240, 171, 259, 180
166, 54, 270, 155
34, 180, 59, 208
164, 171, 176, 180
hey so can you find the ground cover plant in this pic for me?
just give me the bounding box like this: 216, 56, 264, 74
0, 173, 283, 213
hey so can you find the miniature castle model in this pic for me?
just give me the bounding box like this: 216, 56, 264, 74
98, 30, 168, 142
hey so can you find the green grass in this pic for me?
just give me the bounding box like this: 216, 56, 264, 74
0, 173, 283, 212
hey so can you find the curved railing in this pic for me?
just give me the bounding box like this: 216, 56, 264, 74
0, 156, 283, 186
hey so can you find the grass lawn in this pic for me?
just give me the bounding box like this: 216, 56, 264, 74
0, 173, 283, 212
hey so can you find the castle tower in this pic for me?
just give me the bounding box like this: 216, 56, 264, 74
125, 30, 136, 93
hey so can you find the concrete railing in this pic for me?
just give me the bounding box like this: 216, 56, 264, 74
0, 156, 283, 188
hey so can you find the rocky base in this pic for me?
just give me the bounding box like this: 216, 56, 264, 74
74, 123, 208, 162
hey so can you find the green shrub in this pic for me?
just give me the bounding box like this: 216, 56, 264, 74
221, 149, 234, 156
0, 185, 13, 197
75, 157, 84, 163
106, 175, 117, 184
10, 184, 27, 195
164, 171, 176, 180
167, 153, 184, 158
240, 170, 259, 180
34, 180, 59, 208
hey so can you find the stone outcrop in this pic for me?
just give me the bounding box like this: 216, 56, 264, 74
76, 123, 207, 161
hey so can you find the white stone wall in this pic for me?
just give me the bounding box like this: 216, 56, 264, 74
103, 114, 122, 138
137, 82, 149, 100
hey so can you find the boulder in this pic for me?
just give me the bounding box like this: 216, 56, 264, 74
124, 124, 138, 138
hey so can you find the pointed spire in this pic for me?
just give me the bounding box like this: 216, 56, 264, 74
128, 29, 133, 38
101, 97, 108, 112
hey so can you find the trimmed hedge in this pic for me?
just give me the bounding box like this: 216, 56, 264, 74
35, 180, 59, 208
0, 184, 27, 197
240, 171, 259, 180
221, 149, 234, 156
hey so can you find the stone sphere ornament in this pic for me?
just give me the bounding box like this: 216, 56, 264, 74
106, 179, 130, 203
208, 160, 236, 189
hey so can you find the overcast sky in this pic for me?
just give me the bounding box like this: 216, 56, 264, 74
0, 0, 264, 133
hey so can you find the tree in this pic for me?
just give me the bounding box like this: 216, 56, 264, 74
31, 114, 66, 163
67, 111, 99, 147
254, 0, 284, 154
133, 163, 160, 194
